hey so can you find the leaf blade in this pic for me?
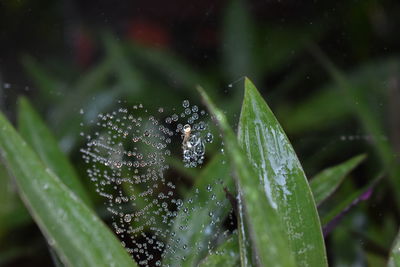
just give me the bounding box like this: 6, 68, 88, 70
0, 112, 136, 267
18, 97, 92, 206
238, 78, 328, 266
197, 86, 296, 267
310, 154, 366, 205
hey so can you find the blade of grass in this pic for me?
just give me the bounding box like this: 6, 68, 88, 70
277, 87, 350, 135
222, 0, 255, 81
103, 33, 144, 95
21, 55, 63, 102
321, 175, 381, 235
18, 97, 91, 206
310, 45, 400, 208
197, 85, 296, 267
49, 58, 114, 153
310, 154, 366, 205
0, 112, 137, 267
238, 78, 327, 266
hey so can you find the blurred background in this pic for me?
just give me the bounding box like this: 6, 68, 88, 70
0, 0, 399, 266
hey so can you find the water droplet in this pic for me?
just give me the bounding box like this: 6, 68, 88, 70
205, 133, 213, 143
182, 100, 190, 108
123, 214, 132, 223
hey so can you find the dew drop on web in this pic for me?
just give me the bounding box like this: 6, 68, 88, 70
80, 100, 230, 266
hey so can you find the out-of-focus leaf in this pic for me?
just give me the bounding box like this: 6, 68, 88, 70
277, 88, 350, 134
256, 25, 323, 75
21, 55, 63, 102
366, 252, 386, 267
278, 58, 399, 135
103, 33, 144, 95
321, 175, 381, 235
164, 155, 233, 267
310, 154, 366, 205
237, 78, 327, 266
198, 233, 240, 267
50, 58, 114, 153
128, 43, 217, 99
222, 0, 255, 81
0, 112, 137, 267
311, 47, 400, 207
18, 97, 91, 206
389, 231, 400, 267
197, 85, 296, 267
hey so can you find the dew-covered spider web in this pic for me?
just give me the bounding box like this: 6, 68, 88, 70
80, 100, 234, 266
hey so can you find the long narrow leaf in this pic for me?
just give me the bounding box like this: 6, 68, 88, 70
321, 176, 381, 235
0, 112, 136, 267
310, 154, 366, 205
310, 46, 400, 208
18, 97, 91, 206
238, 78, 327, 266
197, 86, 296, 267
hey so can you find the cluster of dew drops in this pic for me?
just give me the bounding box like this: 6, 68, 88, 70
80, 100, 229, 266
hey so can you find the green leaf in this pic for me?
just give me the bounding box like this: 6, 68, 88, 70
310, 46, 400, 208
222, 0, 255, 81
198, 233, 240, 267
321, 175, 380, 227
164, 155, 233, 267
236, 191, 253, 267
128, 43, 215, 93
278, 58, 398, 135
103, 33, 144, 95
18, 97, 92, 206
310, 154, 366, 205
0, 112, 136, 267
21, 55, 63, 102
277, 88, 350, 135
197, 85, 296, 267
49, 58, 115, 153
389, 230, 400, 267
237, 78, 327, 266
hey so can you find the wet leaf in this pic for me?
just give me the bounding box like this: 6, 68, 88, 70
310, 154, 366, 205
198, 85, 296, 267
0, 112, 136, 267
18, 97, 92, 206
237, 78, 327, 266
